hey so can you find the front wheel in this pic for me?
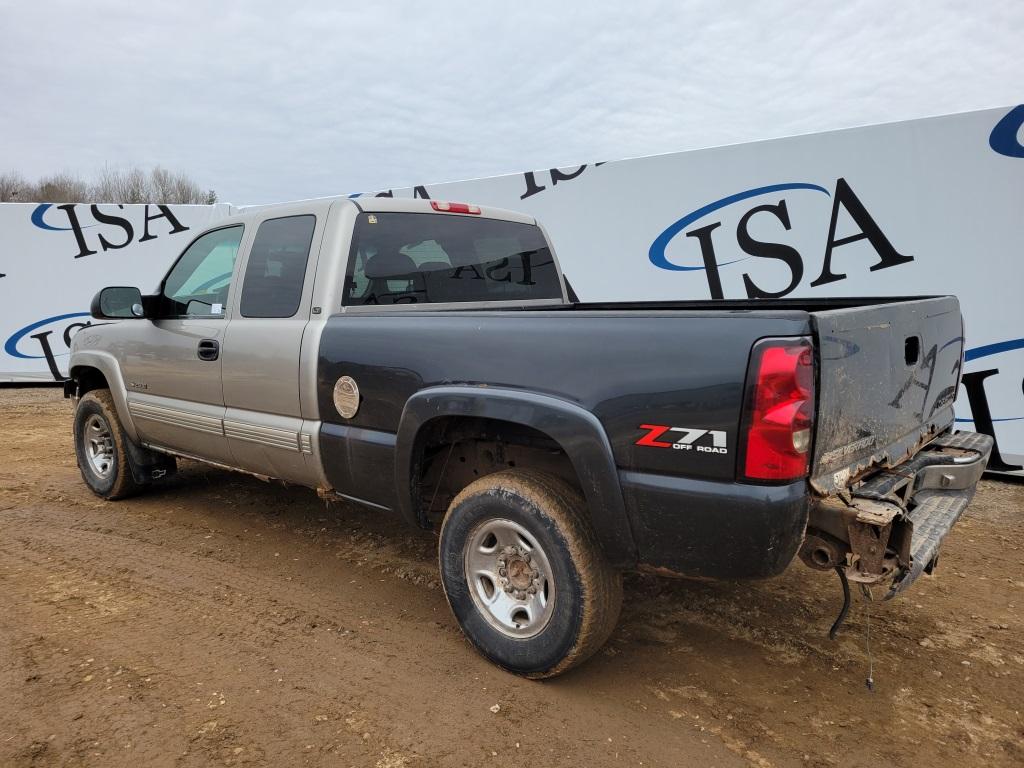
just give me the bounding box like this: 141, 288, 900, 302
73, 389, 141, 500
439, 469, 622, 678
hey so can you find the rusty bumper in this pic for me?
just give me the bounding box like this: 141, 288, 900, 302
802, 430, 994, 598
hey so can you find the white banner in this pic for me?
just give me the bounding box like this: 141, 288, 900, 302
1, 203, 232, 382
370, 106, 1024, 470
2, 106, 1021, 469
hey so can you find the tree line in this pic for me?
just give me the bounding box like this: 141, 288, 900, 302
0, 167, 217, 204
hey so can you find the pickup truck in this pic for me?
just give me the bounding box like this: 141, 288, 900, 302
66, 196, 993, 678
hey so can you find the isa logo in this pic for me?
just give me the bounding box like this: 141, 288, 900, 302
960, 337, 1024, 472
4, 312, 92, 380
989, 105, 1024, 159
31, 203, 190, 259
649, 177, 913, 299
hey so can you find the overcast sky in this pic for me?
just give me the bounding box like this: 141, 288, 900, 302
1, 0, 1020, 204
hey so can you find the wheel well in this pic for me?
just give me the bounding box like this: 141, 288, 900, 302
71, 366, 109, 396
412, 416, 581, 528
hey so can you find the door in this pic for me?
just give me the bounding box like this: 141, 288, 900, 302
221, 213, 321, 484
120, 225, 245, 464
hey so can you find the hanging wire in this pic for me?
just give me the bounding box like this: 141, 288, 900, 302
860, 583, 875, 692
829, 566, 851, 640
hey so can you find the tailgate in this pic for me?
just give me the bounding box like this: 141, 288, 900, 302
809, 296, 963, 495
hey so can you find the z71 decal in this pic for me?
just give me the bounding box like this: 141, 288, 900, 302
636, 424, 729, 455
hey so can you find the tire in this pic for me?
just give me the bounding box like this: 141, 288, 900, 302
73, 389, 142, 500
439, 469, 622, 678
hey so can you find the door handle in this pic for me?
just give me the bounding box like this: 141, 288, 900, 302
197, 339, 220, 361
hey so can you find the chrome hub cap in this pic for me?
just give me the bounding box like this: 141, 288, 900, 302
464, 518, 554, 638
83, 413, 114, 478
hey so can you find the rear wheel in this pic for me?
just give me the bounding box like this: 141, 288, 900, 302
439, 469, 622, 678
73, 389, 141, 500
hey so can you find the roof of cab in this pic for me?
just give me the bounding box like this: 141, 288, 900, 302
228, 195, 536, 226
350, 196, 536, 225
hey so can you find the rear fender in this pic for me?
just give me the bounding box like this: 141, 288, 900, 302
395, 386, 637, 567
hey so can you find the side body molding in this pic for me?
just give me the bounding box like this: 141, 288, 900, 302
395, 386, 638, 567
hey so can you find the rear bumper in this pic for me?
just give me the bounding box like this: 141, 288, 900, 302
883, 431, 993, 598
804, 430, 993, 598
620, 471, 809, 579
616, 430, 991, 585
887, 485, 977, 597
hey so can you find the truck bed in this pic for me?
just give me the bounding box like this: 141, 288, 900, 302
322, 295, 962, 492
484, 295, 964, 494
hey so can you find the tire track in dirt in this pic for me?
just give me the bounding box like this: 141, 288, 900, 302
1, 494, 745, 768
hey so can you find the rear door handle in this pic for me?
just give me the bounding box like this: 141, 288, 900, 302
197, 339, 220, 361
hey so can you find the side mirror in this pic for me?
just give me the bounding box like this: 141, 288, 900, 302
91, 286, 146, 319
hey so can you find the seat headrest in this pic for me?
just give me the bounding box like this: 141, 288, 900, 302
365, 251, 416, 279
418, 261, 450, 273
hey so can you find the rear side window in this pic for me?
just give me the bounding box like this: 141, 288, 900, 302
240, 215, 316, 318
343, 212, 562, 306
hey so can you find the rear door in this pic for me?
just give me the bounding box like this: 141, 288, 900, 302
809, 296, 963, 494
220, 210, 324, 485
121, 225, 246, 464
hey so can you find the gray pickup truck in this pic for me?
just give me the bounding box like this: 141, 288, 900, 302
67, 196, 992, 677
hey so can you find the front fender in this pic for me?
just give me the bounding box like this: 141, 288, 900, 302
395, 386, 637, 567
69, 350, 139, 442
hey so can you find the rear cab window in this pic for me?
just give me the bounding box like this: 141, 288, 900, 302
343, 212, 563, 306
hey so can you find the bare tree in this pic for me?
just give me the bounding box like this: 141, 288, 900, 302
0, 171, 28, 201
93, 166, 147, 203
171, 171, 200, 205
150, 166, 175, 202
1, 166, 218, 204
35, 173, 91, 204
123, 168, 149, 203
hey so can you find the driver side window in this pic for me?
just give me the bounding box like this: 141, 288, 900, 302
162, 226, 244, 317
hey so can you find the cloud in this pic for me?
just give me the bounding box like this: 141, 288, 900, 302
1, 0, 1020, 204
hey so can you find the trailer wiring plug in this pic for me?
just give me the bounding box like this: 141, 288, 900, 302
828, 566, 876, 693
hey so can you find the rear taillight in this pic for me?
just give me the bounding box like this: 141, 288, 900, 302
741, 337, 815, 481
431, 201, 481, 214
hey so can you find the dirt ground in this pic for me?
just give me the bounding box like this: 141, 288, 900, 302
1, 387, 1022, 768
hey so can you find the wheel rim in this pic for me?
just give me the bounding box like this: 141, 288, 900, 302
464, 517, 555, 639
83, 413, 115, 478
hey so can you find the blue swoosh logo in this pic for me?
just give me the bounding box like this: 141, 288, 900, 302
30, 203, 98, 232
4, 311, 91, 359
989, 105, 1024, 158
649, 182, 831, 271
964, 337, 1024, 362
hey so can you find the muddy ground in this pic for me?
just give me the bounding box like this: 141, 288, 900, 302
1, 387, 1022, 768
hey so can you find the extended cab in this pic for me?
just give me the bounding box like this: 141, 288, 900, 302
66, 197, 992, 677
